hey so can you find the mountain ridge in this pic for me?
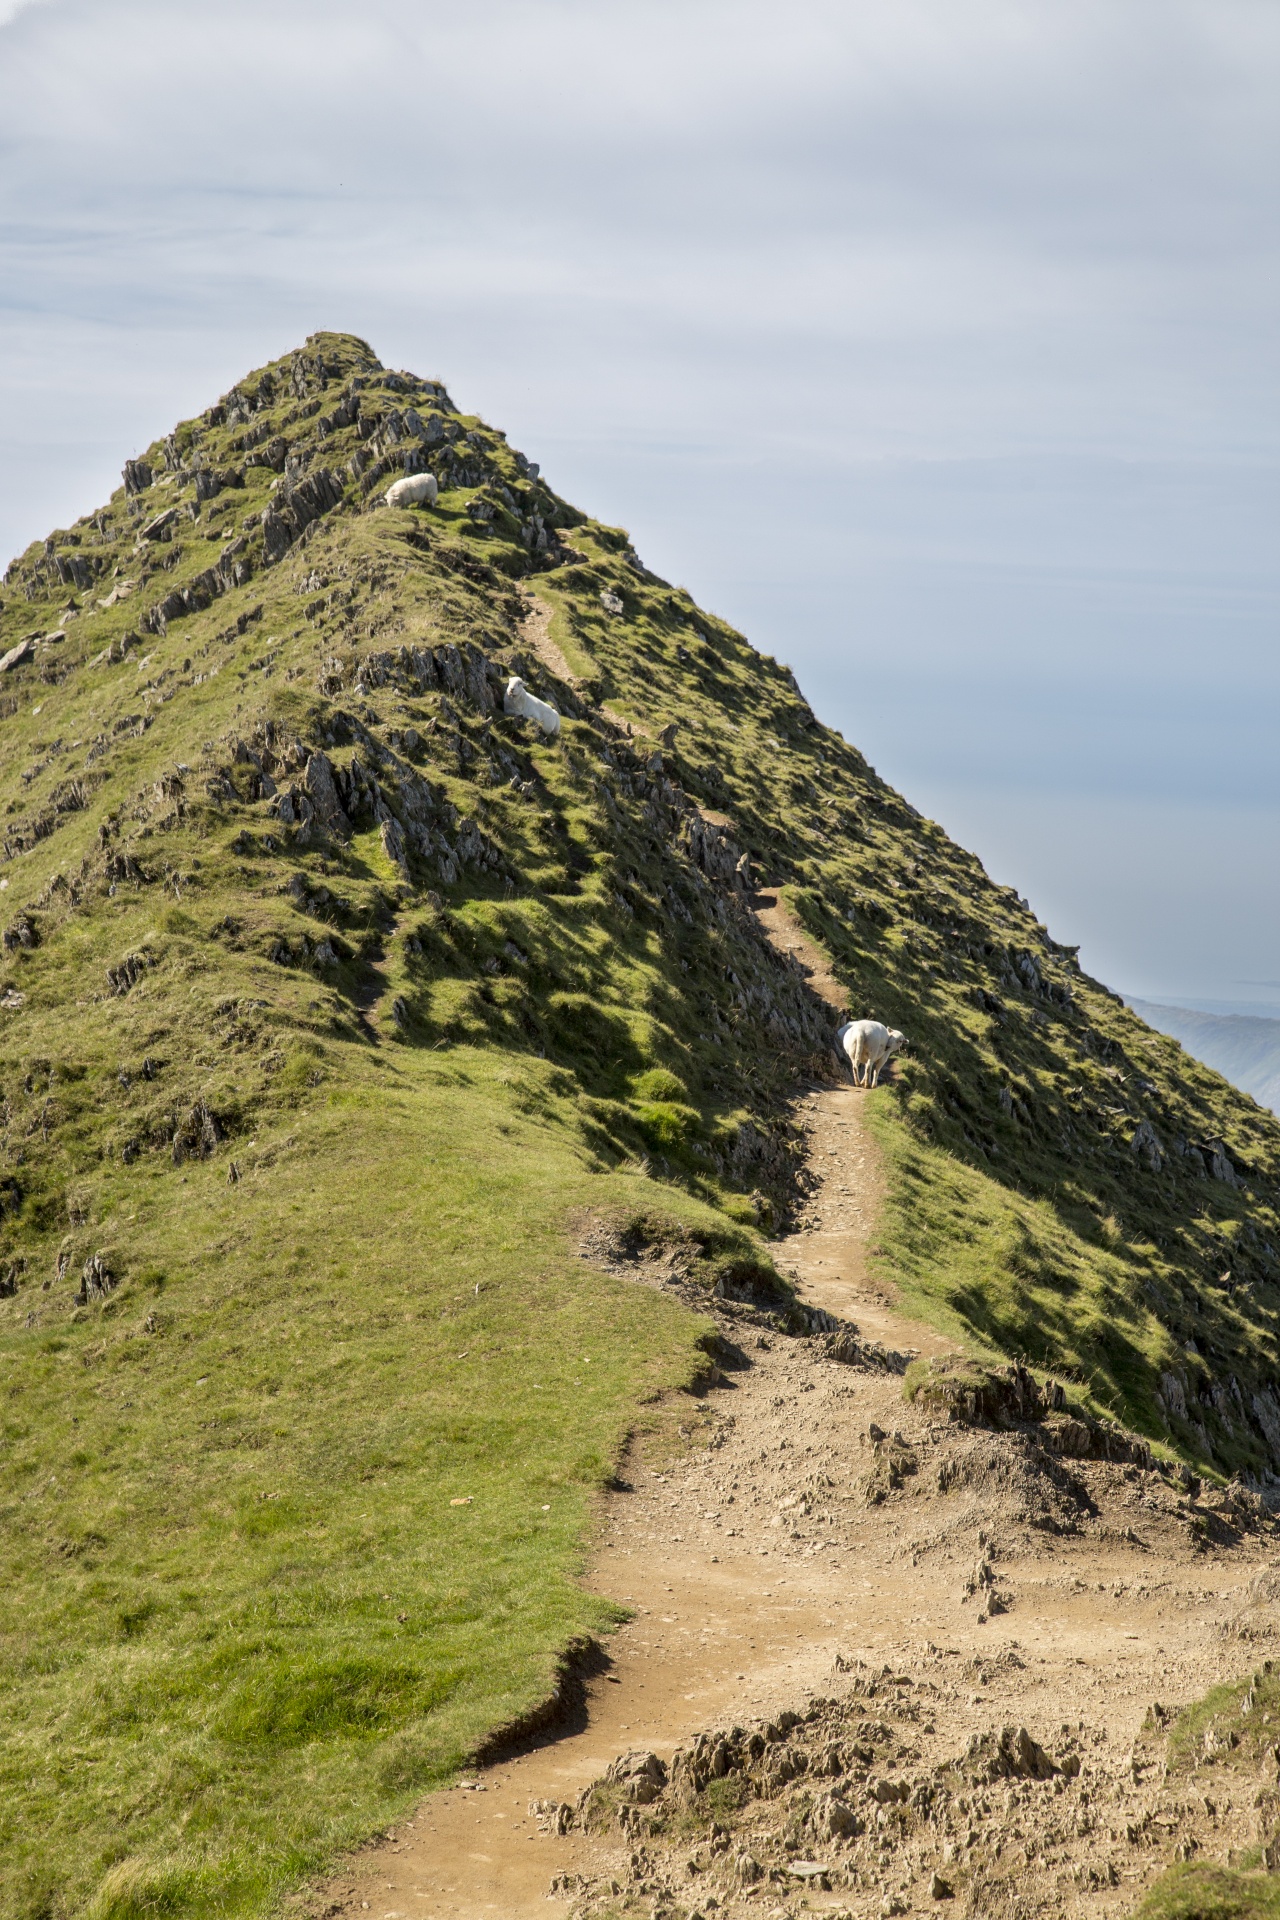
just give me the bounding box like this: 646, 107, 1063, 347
2, 329, 1280, 1916
1128, 997, 1280, 1117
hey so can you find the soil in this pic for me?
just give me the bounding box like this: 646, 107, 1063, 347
518, 594, 580, 690
315, 906, 1280, 1920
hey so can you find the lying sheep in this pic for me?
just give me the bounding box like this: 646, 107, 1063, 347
504, 675, 560, 736
837, 1018, 905, 1087
385, 472, 438, 510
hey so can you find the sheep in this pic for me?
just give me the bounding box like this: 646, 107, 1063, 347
836, 1018, 905, 1087
384, 472, 438, 510
503, 675, 560, 737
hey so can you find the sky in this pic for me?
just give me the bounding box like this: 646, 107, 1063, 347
0, 0, 1276, 1008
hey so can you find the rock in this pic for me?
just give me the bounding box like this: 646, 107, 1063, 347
930, 1871, 954, 1899
122, 458, 153, 494
172, 1099, 221, 1165
600, 589, 624, 615
261, 506, 293, 564
380, 816, 410, 878
1015, 950, 1041, 991
606, 1750, 667, 1804
964, 1558, 996, 1597
0, 637, 35, 673
965, 1724, 1057, 1781
1130, 1119, 1165, 1171
105, 952, 149, 994
1201, 1138, 1240, 1186
137, 507, 178, 543
247, 434, 288, 472
530, 1800, 574, 1835
77, 1252, 115, 1303
814, 1792, 861, 1839
687, 813, 746, 888
304, 752, 350, 836
2, 914, 39, 952
1160, 1370, 1189, 1421
863, 1434, 919, 1504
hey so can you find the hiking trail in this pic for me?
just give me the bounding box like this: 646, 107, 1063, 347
317, 910, 1280, 1920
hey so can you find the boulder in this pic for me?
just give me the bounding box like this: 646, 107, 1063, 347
0, 637, 34, 672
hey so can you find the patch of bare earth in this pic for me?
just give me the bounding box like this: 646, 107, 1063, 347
516, 594, 653, 748
315, 929, 1280, 1920
518, 594, 581, 688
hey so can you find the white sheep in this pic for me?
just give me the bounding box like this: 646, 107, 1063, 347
384, 472, 438, 510
504, 675, 560, 737
837, 1018, 905, 1087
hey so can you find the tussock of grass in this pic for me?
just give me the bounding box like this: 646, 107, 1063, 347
1163, 1662, 1280, 1780
1137, 1864, 1280, 1919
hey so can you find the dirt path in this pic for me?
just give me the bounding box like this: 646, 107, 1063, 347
517, 594, 580, 689
317, 912, 1280, 1920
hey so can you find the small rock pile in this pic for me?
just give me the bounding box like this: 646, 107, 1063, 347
537, 1669, 1102, 1918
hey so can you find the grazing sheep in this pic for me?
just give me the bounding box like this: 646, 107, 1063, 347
837, 1018, 905, 1087
385, 472, 438, 510
503, 675, 560, 737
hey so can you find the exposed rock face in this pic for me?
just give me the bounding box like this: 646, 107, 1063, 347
303, 751, 349, 835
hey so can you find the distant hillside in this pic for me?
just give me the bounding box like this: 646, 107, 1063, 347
3, 330, 1280, 1916
1129, 998, 1280, 1116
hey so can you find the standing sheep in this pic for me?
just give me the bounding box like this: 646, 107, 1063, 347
837, 1018, 905, 1087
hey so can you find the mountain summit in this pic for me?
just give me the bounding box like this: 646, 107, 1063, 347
2, 332, 1278, 1915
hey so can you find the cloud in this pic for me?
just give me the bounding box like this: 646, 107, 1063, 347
0, 0, 51, 26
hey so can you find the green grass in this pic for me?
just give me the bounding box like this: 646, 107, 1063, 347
864, 1089, 1190, 1435
0, 1040, 733, 1917
1133, 1663, 1280, 1916
2, 328, 1280, 1912
1138, 1865, 1280, 1920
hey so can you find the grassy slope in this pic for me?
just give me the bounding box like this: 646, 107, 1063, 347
536, 551, 1280, 1460
1135, 1668, 1280, 1918
1, 329, 1279, 1914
